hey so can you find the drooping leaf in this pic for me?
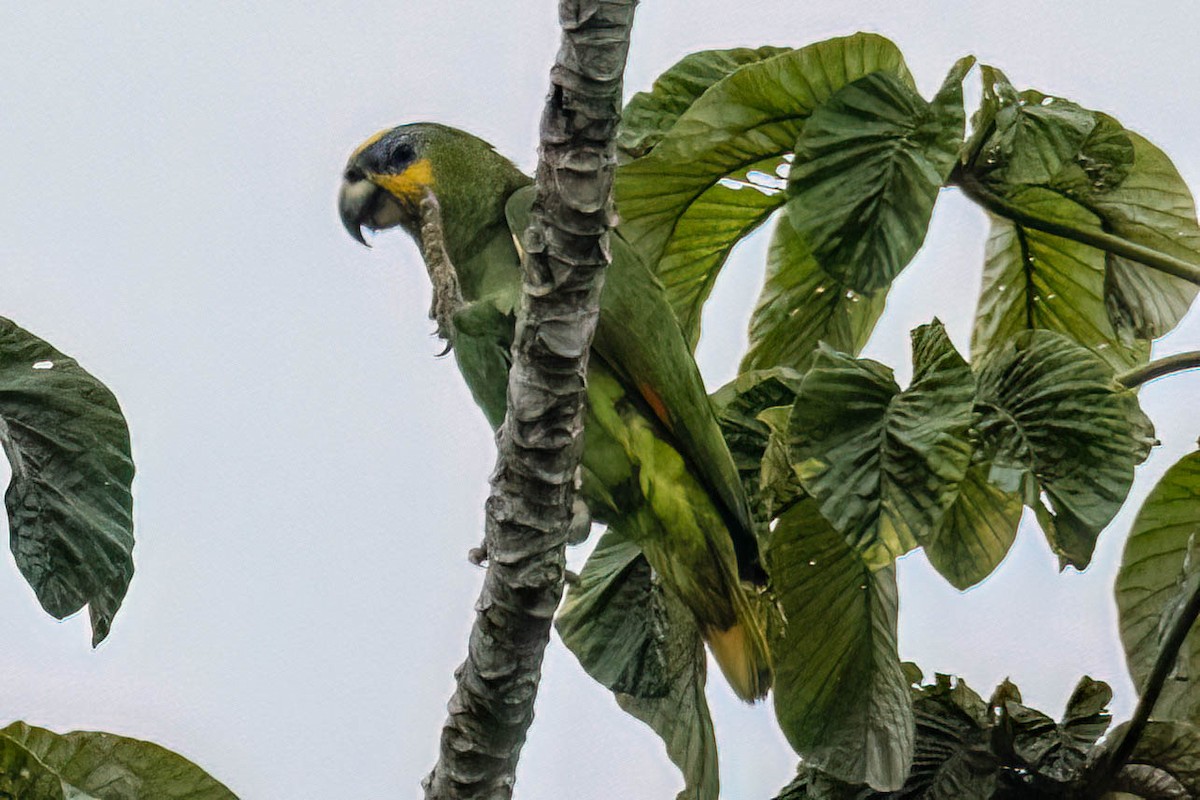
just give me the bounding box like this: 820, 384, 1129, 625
1095, 131, 1200, 340
786, 57, 972, 293
974, 329, 1154, 569
556, 530, 718, 800
0, 318, 135, 645
768, 500, 913, 791
921, 464, 1023, 591
616, 597, 719, 800
1, 722, 236, 799
556, 530, 669, 697
617, 46, 791, 162
742, 213, 888, 374
964, 69, 1199, 357
1115, 451, 1200, 721
615, 33, 913, 345
970, 187, 1149, 372
788, 321, 975, 568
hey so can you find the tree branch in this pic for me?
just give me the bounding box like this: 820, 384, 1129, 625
422, 2, 638, 798
1118, 350, 1200, 389
952, 172, 1200, 287
1085, 571, 1200, 795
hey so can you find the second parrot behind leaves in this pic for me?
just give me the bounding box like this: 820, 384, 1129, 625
339, 123, 771, 701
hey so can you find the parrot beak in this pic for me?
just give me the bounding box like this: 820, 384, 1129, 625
338, 175, 379, 247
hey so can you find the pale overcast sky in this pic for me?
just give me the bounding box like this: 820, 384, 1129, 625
2, 2, 1199, 798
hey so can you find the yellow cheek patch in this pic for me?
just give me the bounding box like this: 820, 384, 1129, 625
371, 158, 435, 202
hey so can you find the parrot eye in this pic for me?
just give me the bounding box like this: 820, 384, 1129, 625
388, 142, 415, 168
344, 166, 365, 182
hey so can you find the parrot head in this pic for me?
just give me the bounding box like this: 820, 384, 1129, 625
338, 123, 529, 255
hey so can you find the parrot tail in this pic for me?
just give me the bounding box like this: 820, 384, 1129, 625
704, 590, 772, 702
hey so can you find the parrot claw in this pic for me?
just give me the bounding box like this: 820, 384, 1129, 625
418, 189, 465, 352
434, 338, 453, 357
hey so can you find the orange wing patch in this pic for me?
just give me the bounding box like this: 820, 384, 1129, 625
371, 158, 435, 203
638, 382, 673, 430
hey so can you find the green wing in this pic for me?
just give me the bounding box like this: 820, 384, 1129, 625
505, 186, 759, 573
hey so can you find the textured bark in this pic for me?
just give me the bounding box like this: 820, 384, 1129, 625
422, 2, 638, 798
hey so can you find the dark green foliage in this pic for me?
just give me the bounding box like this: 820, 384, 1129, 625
960, 68, 1200, 369
558, 529, 719, 800
0, 722, 237, 799
767, 501, 912, 791
772, 675, 1200, 799
742, 212, 888, 374
974, 330, 1154, 569
787, 321, 975, 568
615, 33, 914, 345
559, 33, 1200, 794
0, 318, 135, 645
786, 58, 971, 293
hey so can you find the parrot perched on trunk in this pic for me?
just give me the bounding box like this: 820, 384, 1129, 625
338, 123, 771, 700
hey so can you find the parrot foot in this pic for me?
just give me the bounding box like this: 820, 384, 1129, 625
467, 541, 488, 566
417, 190, 465, 348
567, 497, 591, 545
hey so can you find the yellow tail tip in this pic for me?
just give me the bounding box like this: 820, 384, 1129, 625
706, 623, 772, 702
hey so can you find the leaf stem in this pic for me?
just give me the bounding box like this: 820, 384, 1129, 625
1118, 351, 1200, 388
1087, 571, 1200, 793
952, 172, 1200, 288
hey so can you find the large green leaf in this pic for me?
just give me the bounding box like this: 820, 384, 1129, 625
975, 329, 1154, 570
615, 33, 913, 345
768, 500, 913, 791
741, 213, 888, 374
788, 321, 975, 568
0, 319, 135, 645
921, 464, 1023, 591
1115, 451, 1200, 721
0, 722, 236, 799
556, 530, 718, 800
965, 69, 1199, 362
970, 187, 1149, 373
786, 57, 972, 294
617, 46, 791, 163
0, 732, 86, 799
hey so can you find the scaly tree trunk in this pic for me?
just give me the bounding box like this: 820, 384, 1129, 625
422, 2, 638, 798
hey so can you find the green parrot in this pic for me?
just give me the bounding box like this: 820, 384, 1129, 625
338, 123, 771, 701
